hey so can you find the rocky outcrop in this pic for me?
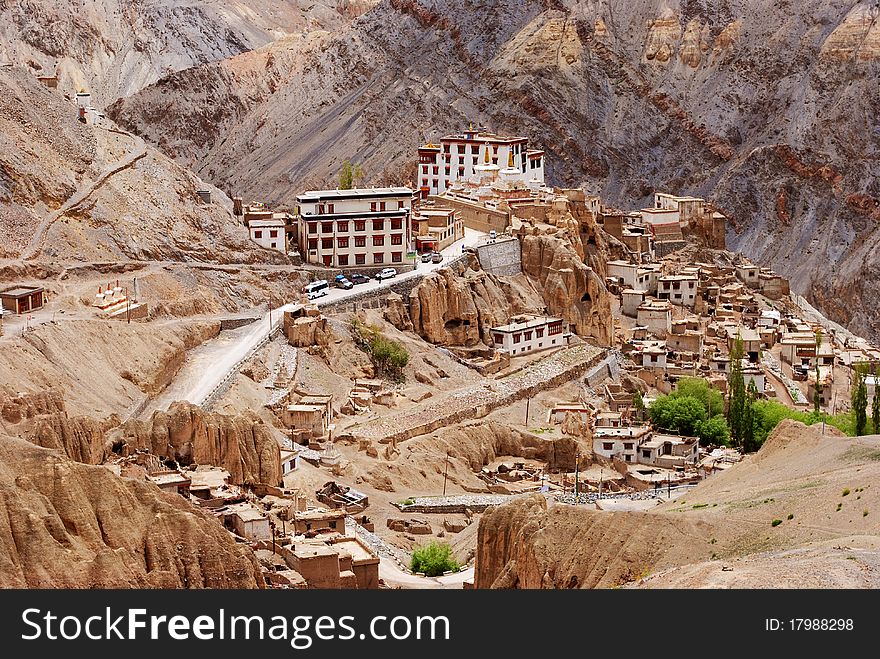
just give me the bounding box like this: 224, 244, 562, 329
0, 434, 262, 588
421, 421, 583, 473
475, 495, 711, 589
520, 234, 613, 346
820, 4, 880, 62
26, 413, 116, 465
383, 292, 414, 332
118, 402, 281, 486
409, 261, 536, 346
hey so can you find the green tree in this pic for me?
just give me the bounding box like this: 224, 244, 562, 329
743, 379, 759, 452
672, 377, 724, 417
648, 395, 707, 436
813, 330, 823, 414
727, 333, 747, 446
872, 366, 880, 435
633, 390, 646, 422
410, 542, 459, 577
338, 159, 364, 190
695, 415, 730, 446
853, 366, 868, 436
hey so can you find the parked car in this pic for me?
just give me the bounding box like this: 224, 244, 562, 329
347, 273, 370, 285
421, 252, 432, 263
374, 267, 397, 281
335, 277, 353, 290
431, 251, 443, 263
307, 288, 328, 300
489, 229, 497, 241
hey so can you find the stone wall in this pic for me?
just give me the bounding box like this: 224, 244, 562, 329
474, 237, 522, 276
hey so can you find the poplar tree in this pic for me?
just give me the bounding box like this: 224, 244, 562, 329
727, 333, 746, 446
872, 367, 880, 435
852, 366, 868, 436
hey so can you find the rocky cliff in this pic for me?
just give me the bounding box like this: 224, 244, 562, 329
475, 494, 711, 588
520, 232, 613, 345
118, 401, 282, 486
109, 0, 880, 341
408, 258, 540, 346
0, 434, 262, 588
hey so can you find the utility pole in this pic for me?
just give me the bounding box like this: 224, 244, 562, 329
574, 452, 579, 500
442, 452, 450, 497
525, 396, 530, 425
667, 472, 671, 498
598, 466, 603, 500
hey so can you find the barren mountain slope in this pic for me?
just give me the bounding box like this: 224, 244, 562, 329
0, 433, 263, 588
476, 421, 880, 588
0, 68, 291, 264
110, 0, 880, 340
0, 0, 377, 103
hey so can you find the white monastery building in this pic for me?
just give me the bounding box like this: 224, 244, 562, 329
295, 188, 413, 268
417, 127, 545, 197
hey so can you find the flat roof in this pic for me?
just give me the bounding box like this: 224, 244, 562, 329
300, 394, 332, 404
295, 508, 346, 521
149, 472, 191, 486
491, 315, 563, 333
1, 286, 43, 297
330, 538, 377, 563
296, 187, 412, 202
228, 505, 267, 522
287, 404, 325, 413
248, 218, 288, 227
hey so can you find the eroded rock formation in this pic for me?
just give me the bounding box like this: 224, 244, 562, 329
118, 402, 281, 486
520, 233, 613, 346
409, 259, 536, 346
475, 495, 710, 589
0, 434, 262, 588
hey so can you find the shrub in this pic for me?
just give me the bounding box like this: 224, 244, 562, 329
401, 498, 415, 506
864, 510, 870, 517
410, 542, 460, 577
842, 488, 851, 497
771, 519, 782, 527
350, 318, 410, 380
787, 513, 794, 520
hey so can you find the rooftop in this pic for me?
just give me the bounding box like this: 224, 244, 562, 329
491, 315, 562, 333
1, 286, 43, 297
296, 187, 412, 202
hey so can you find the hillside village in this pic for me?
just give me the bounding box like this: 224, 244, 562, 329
1, 64, 879, 591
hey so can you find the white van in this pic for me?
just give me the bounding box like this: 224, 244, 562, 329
489, 230, 497, 242
303, 280, 329, 296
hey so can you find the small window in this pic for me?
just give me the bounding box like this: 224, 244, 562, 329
338, 255, 348, 266
322, 223, 333, 234
254, 230, 262, 239
392, 252, 402, 263
391, 234, 403, 245
373, 235, 384, 246
308, 222, 317, 234
391, 218, 402, 230
355, 254, 365, 265
269, 230, 278, 238
308, 238, 317, 250
603, 443, 614, 451
355, 220, 366, 232
338, 237, 349, 248
321, 238, 333, 249
338, 221, 349, 233
372, 219, 384, 231
373, 253, 384, 264
355, 236, 366, 247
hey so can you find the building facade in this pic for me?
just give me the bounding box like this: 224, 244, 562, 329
490, 315, 566, 356
417, 128, 545, 197
295, 188, 413, 268
412, 207, 464, 253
